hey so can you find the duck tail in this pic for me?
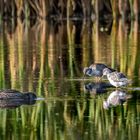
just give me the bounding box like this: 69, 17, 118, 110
126, 94, 132, 99
127, 79, 132, 84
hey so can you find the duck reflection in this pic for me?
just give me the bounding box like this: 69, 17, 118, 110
103, 90, 132, 109
84, 82, 113, 95
0, 99, 36, 109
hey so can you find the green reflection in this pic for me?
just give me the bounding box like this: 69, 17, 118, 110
0, 19, 139, 140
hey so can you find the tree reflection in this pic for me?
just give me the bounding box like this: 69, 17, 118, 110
0, 17, 139, 139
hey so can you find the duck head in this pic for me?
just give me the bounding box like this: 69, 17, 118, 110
83, 67, 93, 77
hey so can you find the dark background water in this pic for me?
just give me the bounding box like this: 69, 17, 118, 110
0, 19, 140, 139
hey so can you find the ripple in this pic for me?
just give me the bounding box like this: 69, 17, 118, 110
35, 97, 45, 100
128, 87, 140, 91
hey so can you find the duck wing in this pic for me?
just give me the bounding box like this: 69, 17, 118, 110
89, 63, 107, 70
0, 89, 22, 99
95, 64, 116, 73
109, 72, 126, 82
108, 67, 116, 72
95, 64, 108, 71
0, 89, 21, 94
117, 72, 126, 79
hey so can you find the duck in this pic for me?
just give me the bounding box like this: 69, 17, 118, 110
102, 68, 131, 88
83, 63, 115, 80
0, 89, 36, 100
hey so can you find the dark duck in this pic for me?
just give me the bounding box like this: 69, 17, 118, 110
0, 89, 37, 108
83, 63, 115, 81
0, 89, 36, 100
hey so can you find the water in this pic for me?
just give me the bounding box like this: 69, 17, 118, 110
0, 19, 140, 139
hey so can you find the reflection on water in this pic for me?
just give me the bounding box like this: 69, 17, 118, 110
0, 98, 36, 109
103, 90, 132, 109
0, 19, 140, 139
84, 82, 113, 94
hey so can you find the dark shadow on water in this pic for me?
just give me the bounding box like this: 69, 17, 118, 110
84, 82, 113, 95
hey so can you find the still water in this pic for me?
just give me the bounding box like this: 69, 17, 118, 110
0, 19, 140, 139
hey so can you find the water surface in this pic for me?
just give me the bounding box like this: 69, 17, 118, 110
0, 19, 140, 139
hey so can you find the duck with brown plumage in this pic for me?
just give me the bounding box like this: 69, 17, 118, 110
0, 89, 37, 109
